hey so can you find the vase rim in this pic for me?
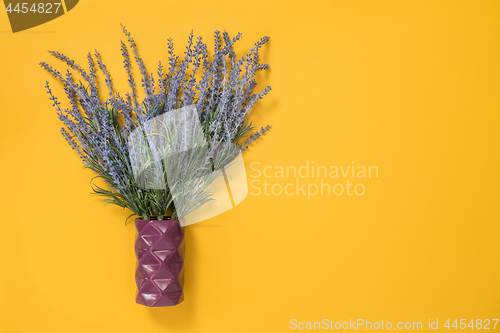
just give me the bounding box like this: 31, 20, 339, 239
135, 218, 180, 222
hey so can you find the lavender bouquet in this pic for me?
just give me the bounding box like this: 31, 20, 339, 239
41, 27, 272, 222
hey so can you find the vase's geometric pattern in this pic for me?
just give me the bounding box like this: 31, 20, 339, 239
135, 219, 185, 307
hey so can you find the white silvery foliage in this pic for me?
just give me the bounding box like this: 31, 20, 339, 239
128, 106, 225, 218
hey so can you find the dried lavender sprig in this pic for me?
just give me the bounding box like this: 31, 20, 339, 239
121, 40, 139, 112
241, 125, 272, 150
121, 24, 154, 99
48, 50, 91, 82
94, 50, 115, 100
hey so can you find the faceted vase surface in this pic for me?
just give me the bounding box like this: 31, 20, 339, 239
134, 219, 185, 307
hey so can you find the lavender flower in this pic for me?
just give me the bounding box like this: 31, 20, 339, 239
41, 28, 272, 221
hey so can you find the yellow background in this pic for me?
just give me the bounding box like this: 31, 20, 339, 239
1, 0, 499, 332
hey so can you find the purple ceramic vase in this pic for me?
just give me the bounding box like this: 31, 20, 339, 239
135, 219, 185, 307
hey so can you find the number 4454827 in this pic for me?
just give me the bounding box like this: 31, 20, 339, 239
444, 319, 499, 330
5, 3, 62, 14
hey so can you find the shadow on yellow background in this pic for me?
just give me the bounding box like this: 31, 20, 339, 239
0, 0, 499, 332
